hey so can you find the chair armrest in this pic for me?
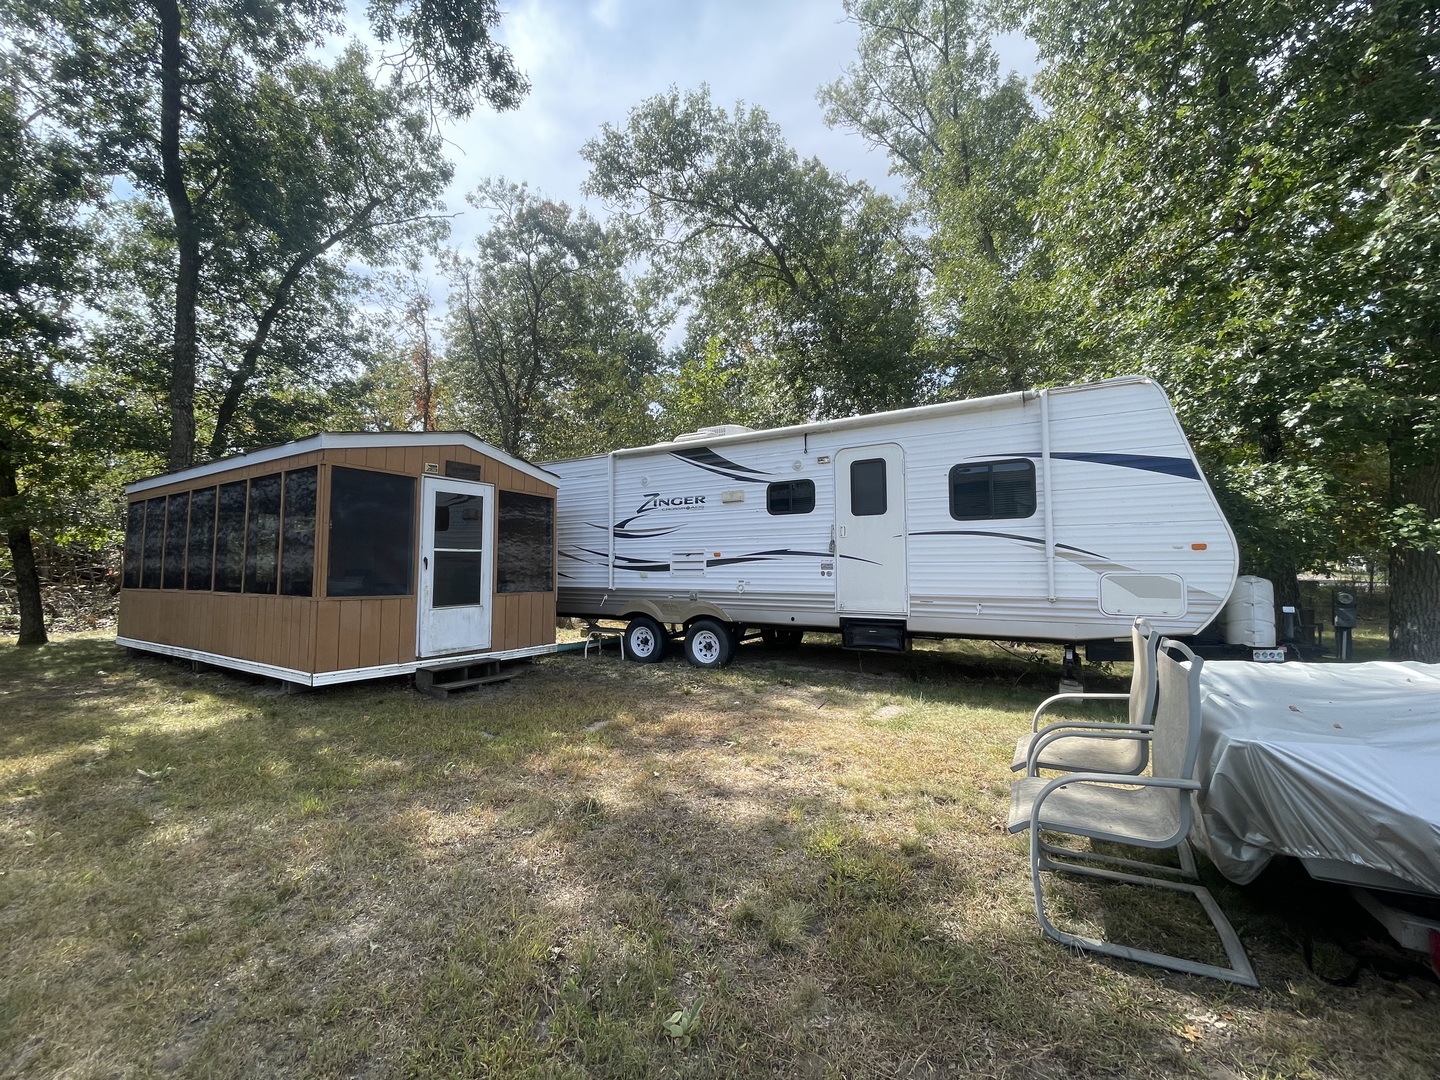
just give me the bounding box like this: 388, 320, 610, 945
1026, 725, 1152, 775
1031, 693, 1131, 731
1029, 772, 1201, 829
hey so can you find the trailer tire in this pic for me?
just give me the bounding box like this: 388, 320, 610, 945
760, 628, 804, 649
623, 616, 667, 663
684, 618, 735, 669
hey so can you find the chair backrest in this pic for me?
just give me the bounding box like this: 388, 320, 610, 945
1125, 617, 1162, 727
1152, 637, 1205, 784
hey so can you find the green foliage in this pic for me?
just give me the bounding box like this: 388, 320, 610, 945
1011, 0, 1440, 651
438, 179, 662, 459
661, 996, 703, 1048
583, 86, 927, 423
1386, 504, 1440, 556
0, 61, 114, 519
1, 0, 526, 467
650, 338, 745, 437
1204, 460, 1341, 584
822, 0, 1047, 395
0, 53, 120, 641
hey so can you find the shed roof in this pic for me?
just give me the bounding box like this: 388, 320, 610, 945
125, 431, 558, 495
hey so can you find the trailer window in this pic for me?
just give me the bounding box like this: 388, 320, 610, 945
163, 492, 190, 589
122, 502, 144, 588
767, 479, 815, 515
498, 491, 554, 593
214, 481, 248, 592
327, 467, 415, 597
141, 497, 165, 588
850, 459, 887, 516
949, 460, 1036, 520
280, 467, 317, 597
186, 487, 216, 590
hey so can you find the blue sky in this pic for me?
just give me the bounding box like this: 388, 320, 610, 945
433, 0, 1037, 242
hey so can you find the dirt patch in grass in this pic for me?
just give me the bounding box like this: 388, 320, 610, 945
2, 632, 1437, 1078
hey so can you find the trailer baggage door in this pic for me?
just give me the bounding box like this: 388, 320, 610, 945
835, 444, 907, 615
419, 475, 495, 656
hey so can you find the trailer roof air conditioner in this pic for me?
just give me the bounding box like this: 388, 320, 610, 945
672, 424, 755, 442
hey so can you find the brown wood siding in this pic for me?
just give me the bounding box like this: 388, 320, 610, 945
118, 591, 320, 671
487, 590, 554, 653
337, 602, 362, 672
313, 600, 341, 673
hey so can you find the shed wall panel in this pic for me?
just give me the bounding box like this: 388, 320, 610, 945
493, 596, 514, 652
337, 603, 362, 672
119, 591, 321, 671
398, 596, 418, 663
359, 603, 382, 670
314, 601, 342, 673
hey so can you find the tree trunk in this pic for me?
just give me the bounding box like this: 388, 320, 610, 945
159, 0, 201, 471
1389, 453, 1440, 661
0, 460, 47, 646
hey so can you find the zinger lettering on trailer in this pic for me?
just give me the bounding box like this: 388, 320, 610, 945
636, 492, 708, 513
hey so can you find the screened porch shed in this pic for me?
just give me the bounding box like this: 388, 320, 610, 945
118, 432, 558, 687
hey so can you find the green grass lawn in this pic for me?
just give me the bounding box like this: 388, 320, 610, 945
2, 632, 1437, 1079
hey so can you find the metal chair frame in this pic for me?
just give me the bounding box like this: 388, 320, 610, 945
1012, 618, 1161, 777
1008, 639, 1258, 987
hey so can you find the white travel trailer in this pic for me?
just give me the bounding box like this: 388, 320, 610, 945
546, 378, 1239, 668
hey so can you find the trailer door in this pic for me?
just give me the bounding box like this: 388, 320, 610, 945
835, 444, 907, 615
418, 475, 494, 657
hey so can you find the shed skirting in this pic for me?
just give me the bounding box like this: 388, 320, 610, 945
116, 636, 557, 688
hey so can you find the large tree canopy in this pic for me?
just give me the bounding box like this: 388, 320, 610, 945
583, 86, 927, 424
439, 179, 661, 460
820, 0, 1045, 395
1020, 0, 1440, 656
0, 53, 107, 645
1, 0, 527, 469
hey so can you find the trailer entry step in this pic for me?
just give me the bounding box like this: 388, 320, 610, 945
840, 619, 907, 652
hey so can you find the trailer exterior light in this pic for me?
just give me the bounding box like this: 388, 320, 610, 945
1192, 543, 1208, 550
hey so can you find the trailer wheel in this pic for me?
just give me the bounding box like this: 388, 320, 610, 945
760, 628, 804, 649
623, 616, 667, 663
684, 618, 735, 669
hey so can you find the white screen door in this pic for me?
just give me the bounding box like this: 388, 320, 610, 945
835, 444, 907, 615
418, 475, 494, 657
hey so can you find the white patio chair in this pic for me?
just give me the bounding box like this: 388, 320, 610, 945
1011, 617, 1159, 776
1006, 638, 1258, 986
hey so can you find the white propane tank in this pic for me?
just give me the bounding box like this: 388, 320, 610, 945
1223, 576, 1277, 647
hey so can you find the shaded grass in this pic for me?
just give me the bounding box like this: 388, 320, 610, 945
1, 631, 1437, 1079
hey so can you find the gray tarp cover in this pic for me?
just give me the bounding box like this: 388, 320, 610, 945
1193, 660, 1440, 894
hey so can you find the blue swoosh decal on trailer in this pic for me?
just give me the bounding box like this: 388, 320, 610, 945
911, 530, 1108, 560
706, 548, 845, 568
985, 451, 1202, 481
668, 446, 770, 483
1049, 452, 1200, 480
585, 518, 683, 540
984, 449, 1198, 480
